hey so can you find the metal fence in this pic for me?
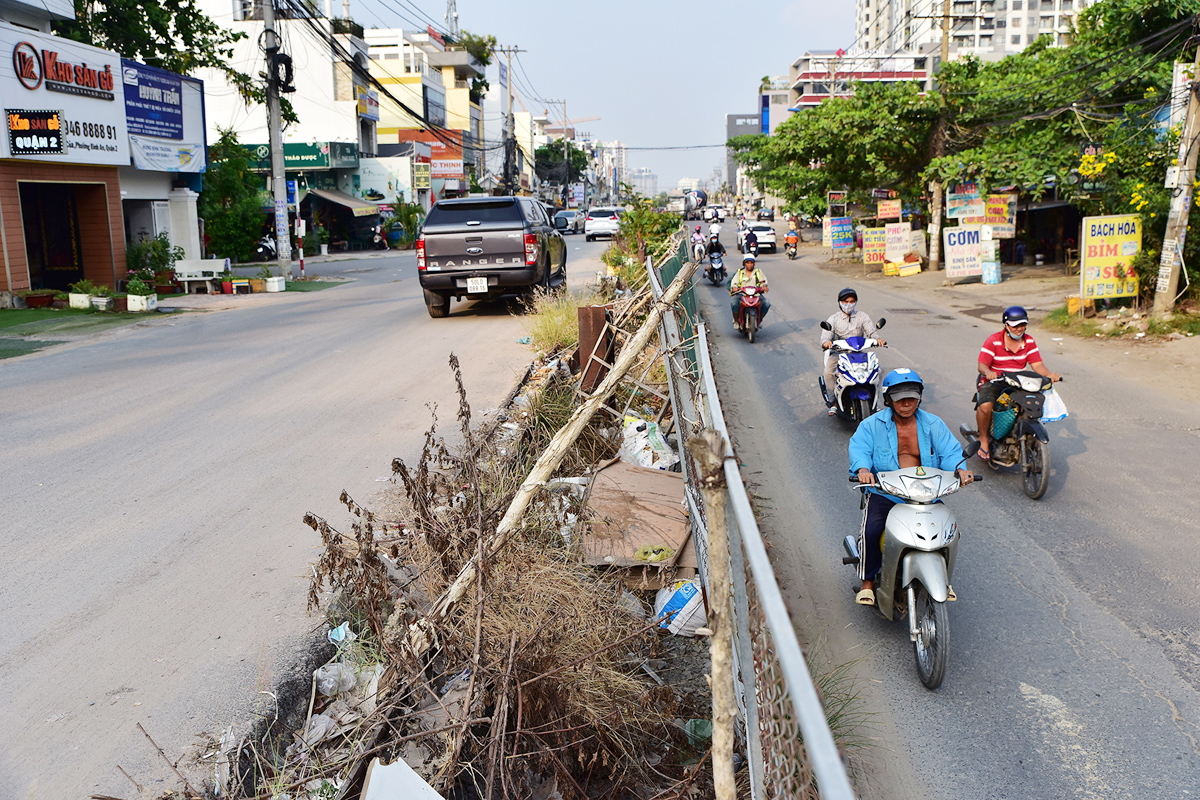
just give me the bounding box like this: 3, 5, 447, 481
647, 240, 856, 800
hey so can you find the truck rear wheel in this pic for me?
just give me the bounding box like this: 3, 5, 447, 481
424, 290, 450, 318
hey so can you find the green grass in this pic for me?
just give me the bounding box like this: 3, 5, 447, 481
285, 280, 343, 292
1147, 313, 1200, 336
0, 307, 94, 329
0, 338, 65, 359
521, 288, 598, 353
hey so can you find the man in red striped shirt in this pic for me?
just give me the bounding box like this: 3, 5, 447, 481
975, 306, 1060, 460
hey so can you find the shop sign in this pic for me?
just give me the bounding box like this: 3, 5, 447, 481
1081, 214, 1140, 300
6, 109, 65, 155
885, 221, 912, 262
1, 24, 129, 165
347, 156, 412, 203
961, 193, 1017, 238
248, 142, 360, 171
943, 224, 983, 278
827, 190, 847, 205
877, 199, 901, 220
862, 227, 886, 264
413, 161, 431, 189
947, 181, 985, 218
121, 59, 183, 139
432, 158, 463, 180
356, 86, 379, 121
129, 134, 203, 172
830, 216, 853, 250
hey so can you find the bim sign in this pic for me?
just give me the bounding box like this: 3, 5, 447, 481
6, 109, 65, 155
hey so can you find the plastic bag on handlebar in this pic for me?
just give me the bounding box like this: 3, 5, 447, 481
1040, 388, 1068, 422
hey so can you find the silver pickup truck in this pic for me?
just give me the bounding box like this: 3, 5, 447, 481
416, 196, 567, 318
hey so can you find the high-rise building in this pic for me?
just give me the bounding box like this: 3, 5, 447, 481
789, 50, 930, 110
629, 167, 658, 198
854, 0, 1090, 60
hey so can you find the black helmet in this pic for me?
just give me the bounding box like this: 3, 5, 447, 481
838, 287, 857, 302
1002, 305, 1029, 325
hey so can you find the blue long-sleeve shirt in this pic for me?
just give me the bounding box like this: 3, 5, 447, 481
848, 407, 964, 495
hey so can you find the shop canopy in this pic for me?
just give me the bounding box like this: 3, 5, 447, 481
307, 188, 378, 217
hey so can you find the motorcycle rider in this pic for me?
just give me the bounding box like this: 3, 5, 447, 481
975, 305, 1060, 461
729, 254, 769, 324
708, 219, 722, 239
742, 226, 758, 255
784, 226, 800, 250
706, 233, 727, 260
691, 225, 706, 260
848, 369, 974, 606
821, 287, 886, 415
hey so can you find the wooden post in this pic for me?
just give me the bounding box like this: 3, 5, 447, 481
405, 254, 700, 656
687, 430, 736, 800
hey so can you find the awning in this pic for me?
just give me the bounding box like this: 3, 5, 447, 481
307, 187, 379, 217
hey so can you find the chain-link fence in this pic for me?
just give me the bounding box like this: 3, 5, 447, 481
647, 240, 855, 800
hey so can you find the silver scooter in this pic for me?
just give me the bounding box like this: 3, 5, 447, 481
842, 443, 981, 690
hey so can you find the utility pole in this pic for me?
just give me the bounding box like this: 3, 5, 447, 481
1154, 46, 1200, 313
561, 99, 570, 209
263, 0, 292, 277
494, 46, 524, 195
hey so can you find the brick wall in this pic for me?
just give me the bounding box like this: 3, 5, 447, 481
0, 162, 126, 293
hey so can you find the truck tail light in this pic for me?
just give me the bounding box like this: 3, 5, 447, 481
416, 237, 425, 270
524, 233, 538, 266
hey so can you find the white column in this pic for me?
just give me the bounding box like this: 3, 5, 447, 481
168, 188, 202, 261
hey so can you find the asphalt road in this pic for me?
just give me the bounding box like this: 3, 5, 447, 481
0, 235, 604, 798
696, 230, 1200, 798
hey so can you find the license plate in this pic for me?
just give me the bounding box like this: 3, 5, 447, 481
467, 277, 488, 293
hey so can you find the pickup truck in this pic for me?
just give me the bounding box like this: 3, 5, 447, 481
416, 196, 567, 318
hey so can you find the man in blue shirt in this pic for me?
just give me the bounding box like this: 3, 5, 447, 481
847, 369, 973, 606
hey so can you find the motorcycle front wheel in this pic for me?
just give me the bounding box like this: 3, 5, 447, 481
912, 584, 949, 690
746, 312, 758, 343
1023, 436, 1051, 499
853, 398, 872, 426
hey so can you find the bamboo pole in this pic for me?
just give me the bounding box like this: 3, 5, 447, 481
404, 256, 700, 656
687, 430, 736, 800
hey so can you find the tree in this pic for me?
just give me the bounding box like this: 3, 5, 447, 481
198, 130, 268, 262
534, 140, 589, 184
54, 0, 264, 109
449, 31, 497, 99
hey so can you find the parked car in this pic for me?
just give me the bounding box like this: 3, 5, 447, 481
749, 223, 777, 253
585, 207, 622, 241
416, 196, 566, 318
554, 209, 584, 234
757, 207, 775, 222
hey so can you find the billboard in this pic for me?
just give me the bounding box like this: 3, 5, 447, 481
1081, 214, 1141, 300
121, 59, 182, 139
962, 193, 1017, 238
943, 225, 983, 279
397, 130, 464, 179
862, 227, 886, 264
947, 181, 985, 218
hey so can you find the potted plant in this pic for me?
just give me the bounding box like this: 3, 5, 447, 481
51, 291, 69, 309
249, 265, 269, 293
318, 227, 330, 256
263, 264, 285, 292
154, 270, 177, 295
112, 292, 129, 313
220, 270, 235, 294
18, 289, 57, 308
126, 277, 158, 312
90, 284, 112, 310
68, 278, 97, 309
128, 232, 184, 293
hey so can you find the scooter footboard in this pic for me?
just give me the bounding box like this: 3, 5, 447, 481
901, 551, 949, 602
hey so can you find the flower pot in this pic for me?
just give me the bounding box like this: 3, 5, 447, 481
127, 293, 158, 312
90, 296, 112, 311
264, 276, 285, 292
319, 243, 329, 256
248, 278, 266, 293
68, 292, 91, 309
221, 281, 234, 294
25, 293, 54, 308
113, 296, 129, 312
155, 284, 176, 295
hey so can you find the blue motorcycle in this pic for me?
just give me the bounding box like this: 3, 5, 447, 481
706, 253, 727, 286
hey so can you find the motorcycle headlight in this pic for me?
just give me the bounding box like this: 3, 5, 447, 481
899, 475, 941, 503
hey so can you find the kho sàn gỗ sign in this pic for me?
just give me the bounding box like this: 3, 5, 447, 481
7, 109, 64, 155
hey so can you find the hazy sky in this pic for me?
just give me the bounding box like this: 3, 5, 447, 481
351, 0, 856, 190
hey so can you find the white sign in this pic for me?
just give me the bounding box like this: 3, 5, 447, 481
0, 21, 129, 165
129, 134, 204, 172
885, 222, 911, 262
942, 225, 984, 279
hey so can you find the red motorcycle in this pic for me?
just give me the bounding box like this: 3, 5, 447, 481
734, 285, 765, 343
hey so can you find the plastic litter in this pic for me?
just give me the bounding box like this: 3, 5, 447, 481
297, 714, 338, 751
618, 415, 679, 470
315, 663, 359, 696
516, 336, 532, 344
328, 622, 357, 648
654, 579, 707, 636
362, 756, 446, 799
682, 718, 713, 747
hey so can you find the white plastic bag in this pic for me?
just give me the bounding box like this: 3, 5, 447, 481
1041, 388, 1068, 423
653, 579, 707, 636
315, 663, 359, 696
619, 415, 679, 470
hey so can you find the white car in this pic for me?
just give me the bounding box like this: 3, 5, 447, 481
744, 223, 777, 253
585, 207, 621, 241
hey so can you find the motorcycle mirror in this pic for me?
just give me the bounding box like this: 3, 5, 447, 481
962, 440, 981, 459
876, 318, 887, 329
820, 320, 832, 331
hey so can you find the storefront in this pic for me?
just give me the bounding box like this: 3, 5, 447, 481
118, 59, 207, 259
1, 22, 129, 297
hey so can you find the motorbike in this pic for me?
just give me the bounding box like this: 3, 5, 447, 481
959, 371, 1059, 500
819, 319, 887, 425
255, 234, 277, 261
371, 224, 389, 250
706, 253, 727, 286
733, 285, 765, 342
842, 444, 981, 690
785, 240, 798, 259
693, 238, 707, 263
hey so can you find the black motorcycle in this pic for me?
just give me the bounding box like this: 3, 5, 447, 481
960, 371, 1060, 499
255, 234, 277, 261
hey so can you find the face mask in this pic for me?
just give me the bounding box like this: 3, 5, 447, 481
840, 301, 856, 315
1006, 324, 1026, 340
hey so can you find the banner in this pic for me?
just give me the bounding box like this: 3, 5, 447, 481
121, 59, 183, 139
962, 193, 1017, 238
830, 216, 854, 250
877, 199, 901, 220
943, 225, 983, 278
947, 181, 985, 218
1081, 214, 1141, 300
885, 222, 911, 262
822, 218, 832, 247
128, 134, 203, 172
862, 227, 886, 264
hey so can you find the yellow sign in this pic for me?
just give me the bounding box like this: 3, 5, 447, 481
412, 162, 431, 189
862, 227, 887, 264
962, 194, 1017, 238
1080, 214, 1141, 300
877, 199, 901, 220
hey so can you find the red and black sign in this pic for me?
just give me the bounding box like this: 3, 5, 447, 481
11, 42, 115, 101
7, 109, 65, 155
